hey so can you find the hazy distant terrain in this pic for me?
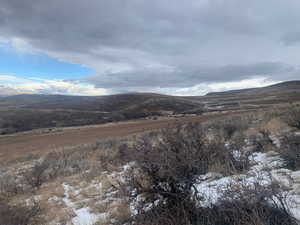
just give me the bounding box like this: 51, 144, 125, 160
0, 81, 300, 135
0, 93, 202, 134
206, 81, 300, 96
190, 80, 300, 111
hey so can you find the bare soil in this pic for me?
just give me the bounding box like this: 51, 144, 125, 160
0, 113, 240, 161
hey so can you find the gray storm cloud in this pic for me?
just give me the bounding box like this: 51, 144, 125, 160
86, 62, 294, 88
1, 0, 300, 94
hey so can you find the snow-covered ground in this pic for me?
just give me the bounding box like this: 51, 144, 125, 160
63, 184, 104, 225
196, 151, 300, 220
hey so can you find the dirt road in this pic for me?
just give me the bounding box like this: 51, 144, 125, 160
0, 113, 233, 160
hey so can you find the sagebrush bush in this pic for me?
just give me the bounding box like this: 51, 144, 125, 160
125, 151, 297, 225
24, 161, 49, 189
252, 130, 276, 153
122, 123, 212, 224
0, 173, 21, 197
209, 116, 249, 141
0, 200, 42, 225
207, 137, 250, 175
283, 106, 300, 129
278, 135, 300, 170
130, 198, 198, 225
131, 123, 208, 194
198, 179, 297, 225
123, 122, 253, 225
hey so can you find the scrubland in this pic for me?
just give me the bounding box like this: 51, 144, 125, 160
1, 105, 300, 225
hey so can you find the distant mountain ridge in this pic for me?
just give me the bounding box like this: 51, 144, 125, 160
0, 92, 201, 112
206, 80, 300, 97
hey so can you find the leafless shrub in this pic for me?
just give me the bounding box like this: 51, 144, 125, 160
128, 198, 197, 225
0, 199, 42, 225
198, 178, 298, 225
229, 132, 246, 149
120, 123, 210, 224
277, 134, 300, 170
134, 123, 208, 187
95, 138, 141, 171
24, 161, 49, 189
283, 106, 300, 129
122, 122, 252, 225
207, 136, 250, 175
210, 116, 249, 141
0, 173, 22, 197
252, 130, 276, 153
94, 139, 119, 151
124, 147, 295, 225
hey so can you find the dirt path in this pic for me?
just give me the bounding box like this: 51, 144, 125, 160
0, 113, 235, 160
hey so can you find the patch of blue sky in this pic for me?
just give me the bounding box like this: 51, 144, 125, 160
0, 45, 94, 80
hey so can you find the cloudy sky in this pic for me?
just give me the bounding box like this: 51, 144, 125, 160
0, 0, 300, 96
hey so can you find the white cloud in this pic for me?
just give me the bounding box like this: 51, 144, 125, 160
159, 77, 278, 96
206, 77, 278, 93
0, 75, 29, 83
10, 37, 37, 53
0, 75, 283, 96
0, 75, 107, 96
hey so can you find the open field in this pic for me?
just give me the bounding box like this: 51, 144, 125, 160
0, 113, 238, 161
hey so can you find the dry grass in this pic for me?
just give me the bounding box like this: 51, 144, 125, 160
0, 112, 244, 161
108, 199, 131, 223
263, 118, 290, 135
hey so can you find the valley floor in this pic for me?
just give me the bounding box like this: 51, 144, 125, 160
0, 112, 238, 161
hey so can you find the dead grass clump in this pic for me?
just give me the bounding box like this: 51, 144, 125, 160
262, 118, 288, 136
22, 148, 90, 190
95, 138, 138, 170
39, 150, 90, 180
47, 137, 135, 178
108, 200, 131, 223
95, 147, 120, 171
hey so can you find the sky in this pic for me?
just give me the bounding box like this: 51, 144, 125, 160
0, 0, 300, 96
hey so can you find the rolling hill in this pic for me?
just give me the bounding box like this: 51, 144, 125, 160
0, 93, 203, 134
0, 80, 299, 134
206, 80, 300, 97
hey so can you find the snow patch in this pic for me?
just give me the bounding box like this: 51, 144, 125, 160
63, 184, 104, 225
